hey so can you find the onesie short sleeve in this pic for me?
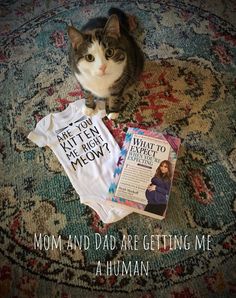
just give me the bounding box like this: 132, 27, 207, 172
28, 116, 50, 147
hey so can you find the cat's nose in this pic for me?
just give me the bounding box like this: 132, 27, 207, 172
99, 64, 107, 74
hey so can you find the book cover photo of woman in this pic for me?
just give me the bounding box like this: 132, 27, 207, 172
144, 160, 172, 216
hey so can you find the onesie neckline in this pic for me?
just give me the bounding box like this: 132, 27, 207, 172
50, 101, 84, 127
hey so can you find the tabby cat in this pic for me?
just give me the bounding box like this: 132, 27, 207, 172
68, 7, 144, 119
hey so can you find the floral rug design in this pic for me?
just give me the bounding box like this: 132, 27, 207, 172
1, 0, 236, 297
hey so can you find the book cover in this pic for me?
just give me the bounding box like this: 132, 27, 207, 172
108, 127, 181, 220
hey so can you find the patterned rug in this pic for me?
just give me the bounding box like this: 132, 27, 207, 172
1, 0, 236, 297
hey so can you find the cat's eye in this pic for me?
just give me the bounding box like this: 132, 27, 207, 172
105, 48, 114, 58
85, 54, 95, 62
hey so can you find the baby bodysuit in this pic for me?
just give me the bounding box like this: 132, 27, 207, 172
28, 99, 131, 223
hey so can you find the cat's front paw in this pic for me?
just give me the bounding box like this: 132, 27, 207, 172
107, 112, 119, 120
82, 105, 97, 116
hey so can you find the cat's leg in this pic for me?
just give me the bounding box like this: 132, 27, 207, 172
107, 96, 121, 120
108, 112, 119, 120
82, 93, 97, 116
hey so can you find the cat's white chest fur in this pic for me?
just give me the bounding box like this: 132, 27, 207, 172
75, 40, 126, 98
75, 72, 117, 98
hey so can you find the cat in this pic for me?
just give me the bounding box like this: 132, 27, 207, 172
68, 7, 144, 119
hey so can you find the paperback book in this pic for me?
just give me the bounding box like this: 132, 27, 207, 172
108, 128, 181, 220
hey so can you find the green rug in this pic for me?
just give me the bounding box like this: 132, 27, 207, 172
1, 0, 236, 297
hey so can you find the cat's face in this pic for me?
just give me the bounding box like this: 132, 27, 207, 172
77, 36, 126, 78
68, 15, 127, 80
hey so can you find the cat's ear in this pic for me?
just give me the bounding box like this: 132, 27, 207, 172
68, 26, 84, 49
104, 15, 120, 39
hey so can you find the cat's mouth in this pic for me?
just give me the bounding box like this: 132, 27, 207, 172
97, 72, 109, 77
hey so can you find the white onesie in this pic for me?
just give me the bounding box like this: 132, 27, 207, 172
28, 99, 131, 223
